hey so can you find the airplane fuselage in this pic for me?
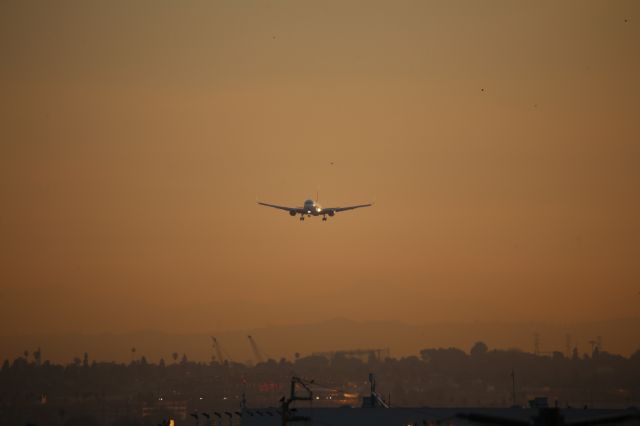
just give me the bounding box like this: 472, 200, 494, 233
303, 199, 323, 216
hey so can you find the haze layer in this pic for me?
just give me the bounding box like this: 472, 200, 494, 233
1, 1, 639, 337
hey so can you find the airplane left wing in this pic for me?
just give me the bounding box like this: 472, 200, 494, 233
257, 202, 302, 213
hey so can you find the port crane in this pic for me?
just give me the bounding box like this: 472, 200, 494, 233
210, 336, 232, 365
247, 335, 269, 364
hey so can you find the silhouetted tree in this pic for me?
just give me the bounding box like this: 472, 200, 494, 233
572, 347, 579, 360
33, 347, 42, 366
470, 341, 488, 357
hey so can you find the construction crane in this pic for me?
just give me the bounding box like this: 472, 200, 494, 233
248, 335, 267, 364
362, 373, 390, 408
280, 377, 314, 426
211, 336, 232, 365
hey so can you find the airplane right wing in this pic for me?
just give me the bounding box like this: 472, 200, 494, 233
325, 203, 373, 213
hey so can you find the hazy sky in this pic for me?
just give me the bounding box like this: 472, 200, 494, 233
1, 1, 639, 336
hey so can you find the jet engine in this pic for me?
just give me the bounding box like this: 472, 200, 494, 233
327, 210, 335, 217
289, 210, 297, 216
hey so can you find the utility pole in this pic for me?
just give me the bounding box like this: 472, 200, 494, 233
511, 369, 517, 407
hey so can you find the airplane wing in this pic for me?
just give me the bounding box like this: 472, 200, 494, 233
323, 203, 373, 213
257, 202, 302, 213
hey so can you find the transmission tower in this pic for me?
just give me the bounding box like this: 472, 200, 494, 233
533, 332, 540, 356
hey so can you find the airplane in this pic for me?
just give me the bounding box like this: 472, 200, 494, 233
257, 196, 372, 221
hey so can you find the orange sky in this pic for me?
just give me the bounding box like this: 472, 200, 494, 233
1, 1, 639, 337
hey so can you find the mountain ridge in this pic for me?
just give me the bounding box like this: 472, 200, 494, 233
2, 317, 638, 364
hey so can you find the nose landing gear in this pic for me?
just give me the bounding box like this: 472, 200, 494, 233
322, 216, 327, 221
299, 216, 305, 221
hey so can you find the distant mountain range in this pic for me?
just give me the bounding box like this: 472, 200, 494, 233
2, 317, 639, 364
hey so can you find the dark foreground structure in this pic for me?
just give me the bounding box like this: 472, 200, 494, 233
241, 407, 640, 426
3, 345, 640, 425
239, 376, 640, 426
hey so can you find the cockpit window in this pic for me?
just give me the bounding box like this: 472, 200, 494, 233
304, 199, 314, 205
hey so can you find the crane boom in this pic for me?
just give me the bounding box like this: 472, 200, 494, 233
211, 336, 231, 364
247, 335, 265, 364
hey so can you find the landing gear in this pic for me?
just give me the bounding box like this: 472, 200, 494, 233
322, 216, 327, 221
299, 216, 304, 221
